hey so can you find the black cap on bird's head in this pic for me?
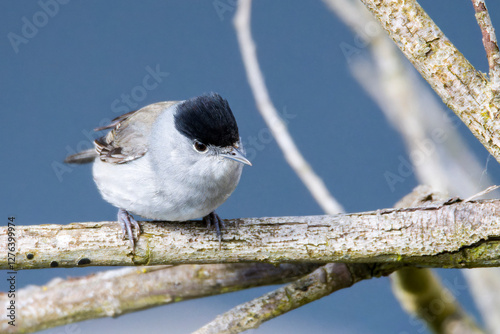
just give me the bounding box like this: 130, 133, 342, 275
174, 93, 251, 166
174, 93, 239, 148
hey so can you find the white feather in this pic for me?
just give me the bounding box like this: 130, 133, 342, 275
92, 102, 244, 221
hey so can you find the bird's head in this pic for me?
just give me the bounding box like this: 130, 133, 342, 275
173, 93, 251, 167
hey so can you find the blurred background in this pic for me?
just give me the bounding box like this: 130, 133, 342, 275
2, 1, 500, 333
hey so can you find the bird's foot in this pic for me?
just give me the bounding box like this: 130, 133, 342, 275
203, 211, 225, 249
117, 209, 141, 248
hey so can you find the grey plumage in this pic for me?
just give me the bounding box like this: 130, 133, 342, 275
65, 94, 250, 247
94, 101, 177, 164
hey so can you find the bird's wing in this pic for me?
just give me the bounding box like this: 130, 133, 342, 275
94, 109, 138, 132
95, 101, 178, 164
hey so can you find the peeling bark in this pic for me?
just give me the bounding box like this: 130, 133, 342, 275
2, 199, 500, 270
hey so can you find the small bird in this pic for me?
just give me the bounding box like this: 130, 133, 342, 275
65, 93, 251, 247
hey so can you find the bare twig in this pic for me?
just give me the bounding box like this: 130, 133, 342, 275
231, 1, 348, 331
471, 0, 500, 93
0, 263, 319, 333
464, 185, 500, 201
193, 263, 398, 334
463, 268, 500, 333
233, 0, 344, 214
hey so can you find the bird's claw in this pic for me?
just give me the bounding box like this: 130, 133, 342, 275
117, 209, 140, 248
203, 211, 225, 249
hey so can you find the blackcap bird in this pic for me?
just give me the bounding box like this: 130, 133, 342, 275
65, 93, 251, 247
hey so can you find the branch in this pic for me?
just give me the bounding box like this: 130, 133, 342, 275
0, 263, 319, 333
392, 268, 484, 334
327, 0, 494, 196
359, 0, 500, 162
346, 2, 500, 329
233, 0, 344, 214
194, 188, 482, 334
229, 1, 349, 330
325, 0, 451, 193
329, 2, 497, 331
391, 188, 485, 334
193, 263, 398, 334
471, 0, 500, 93
3, 199, 500, 269
463, 268, 500, 332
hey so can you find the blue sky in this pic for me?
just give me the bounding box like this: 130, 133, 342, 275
2, 1, 500, 333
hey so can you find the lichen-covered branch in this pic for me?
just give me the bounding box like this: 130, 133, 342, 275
2, 199, 500, 270
232, 0, 348, 330
359, 0, 500, 162
192, 189, 427, 334
197, 188, 484, 334
331, 2, 497, 331
471, 0, 500, 93
0, 263, 319, 334
391, 188, 485, 334
193, 263, 398, 334
325, 0, 491, 196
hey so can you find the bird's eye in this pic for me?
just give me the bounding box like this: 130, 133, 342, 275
193, 140, 208, 153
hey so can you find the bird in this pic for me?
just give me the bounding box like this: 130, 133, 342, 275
65, 93, 251, 247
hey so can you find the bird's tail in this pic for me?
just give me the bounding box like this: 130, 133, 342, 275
64, 149, 98, 164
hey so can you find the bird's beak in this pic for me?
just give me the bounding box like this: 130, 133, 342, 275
221, 147, 252, 166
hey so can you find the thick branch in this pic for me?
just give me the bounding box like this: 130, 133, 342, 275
391, 188, 485, 334
3, 199, 500, 269
0, 263, 319, 334
359, 0, 500, 162
323, 2, 491, 331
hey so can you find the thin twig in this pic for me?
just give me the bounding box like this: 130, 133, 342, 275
230, 1, 347, 331
193, 263, 398, 334
471, 0, 500, 93
463, 268, 500, 333
465, 185, 500, 202
233, 0, 344, 215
